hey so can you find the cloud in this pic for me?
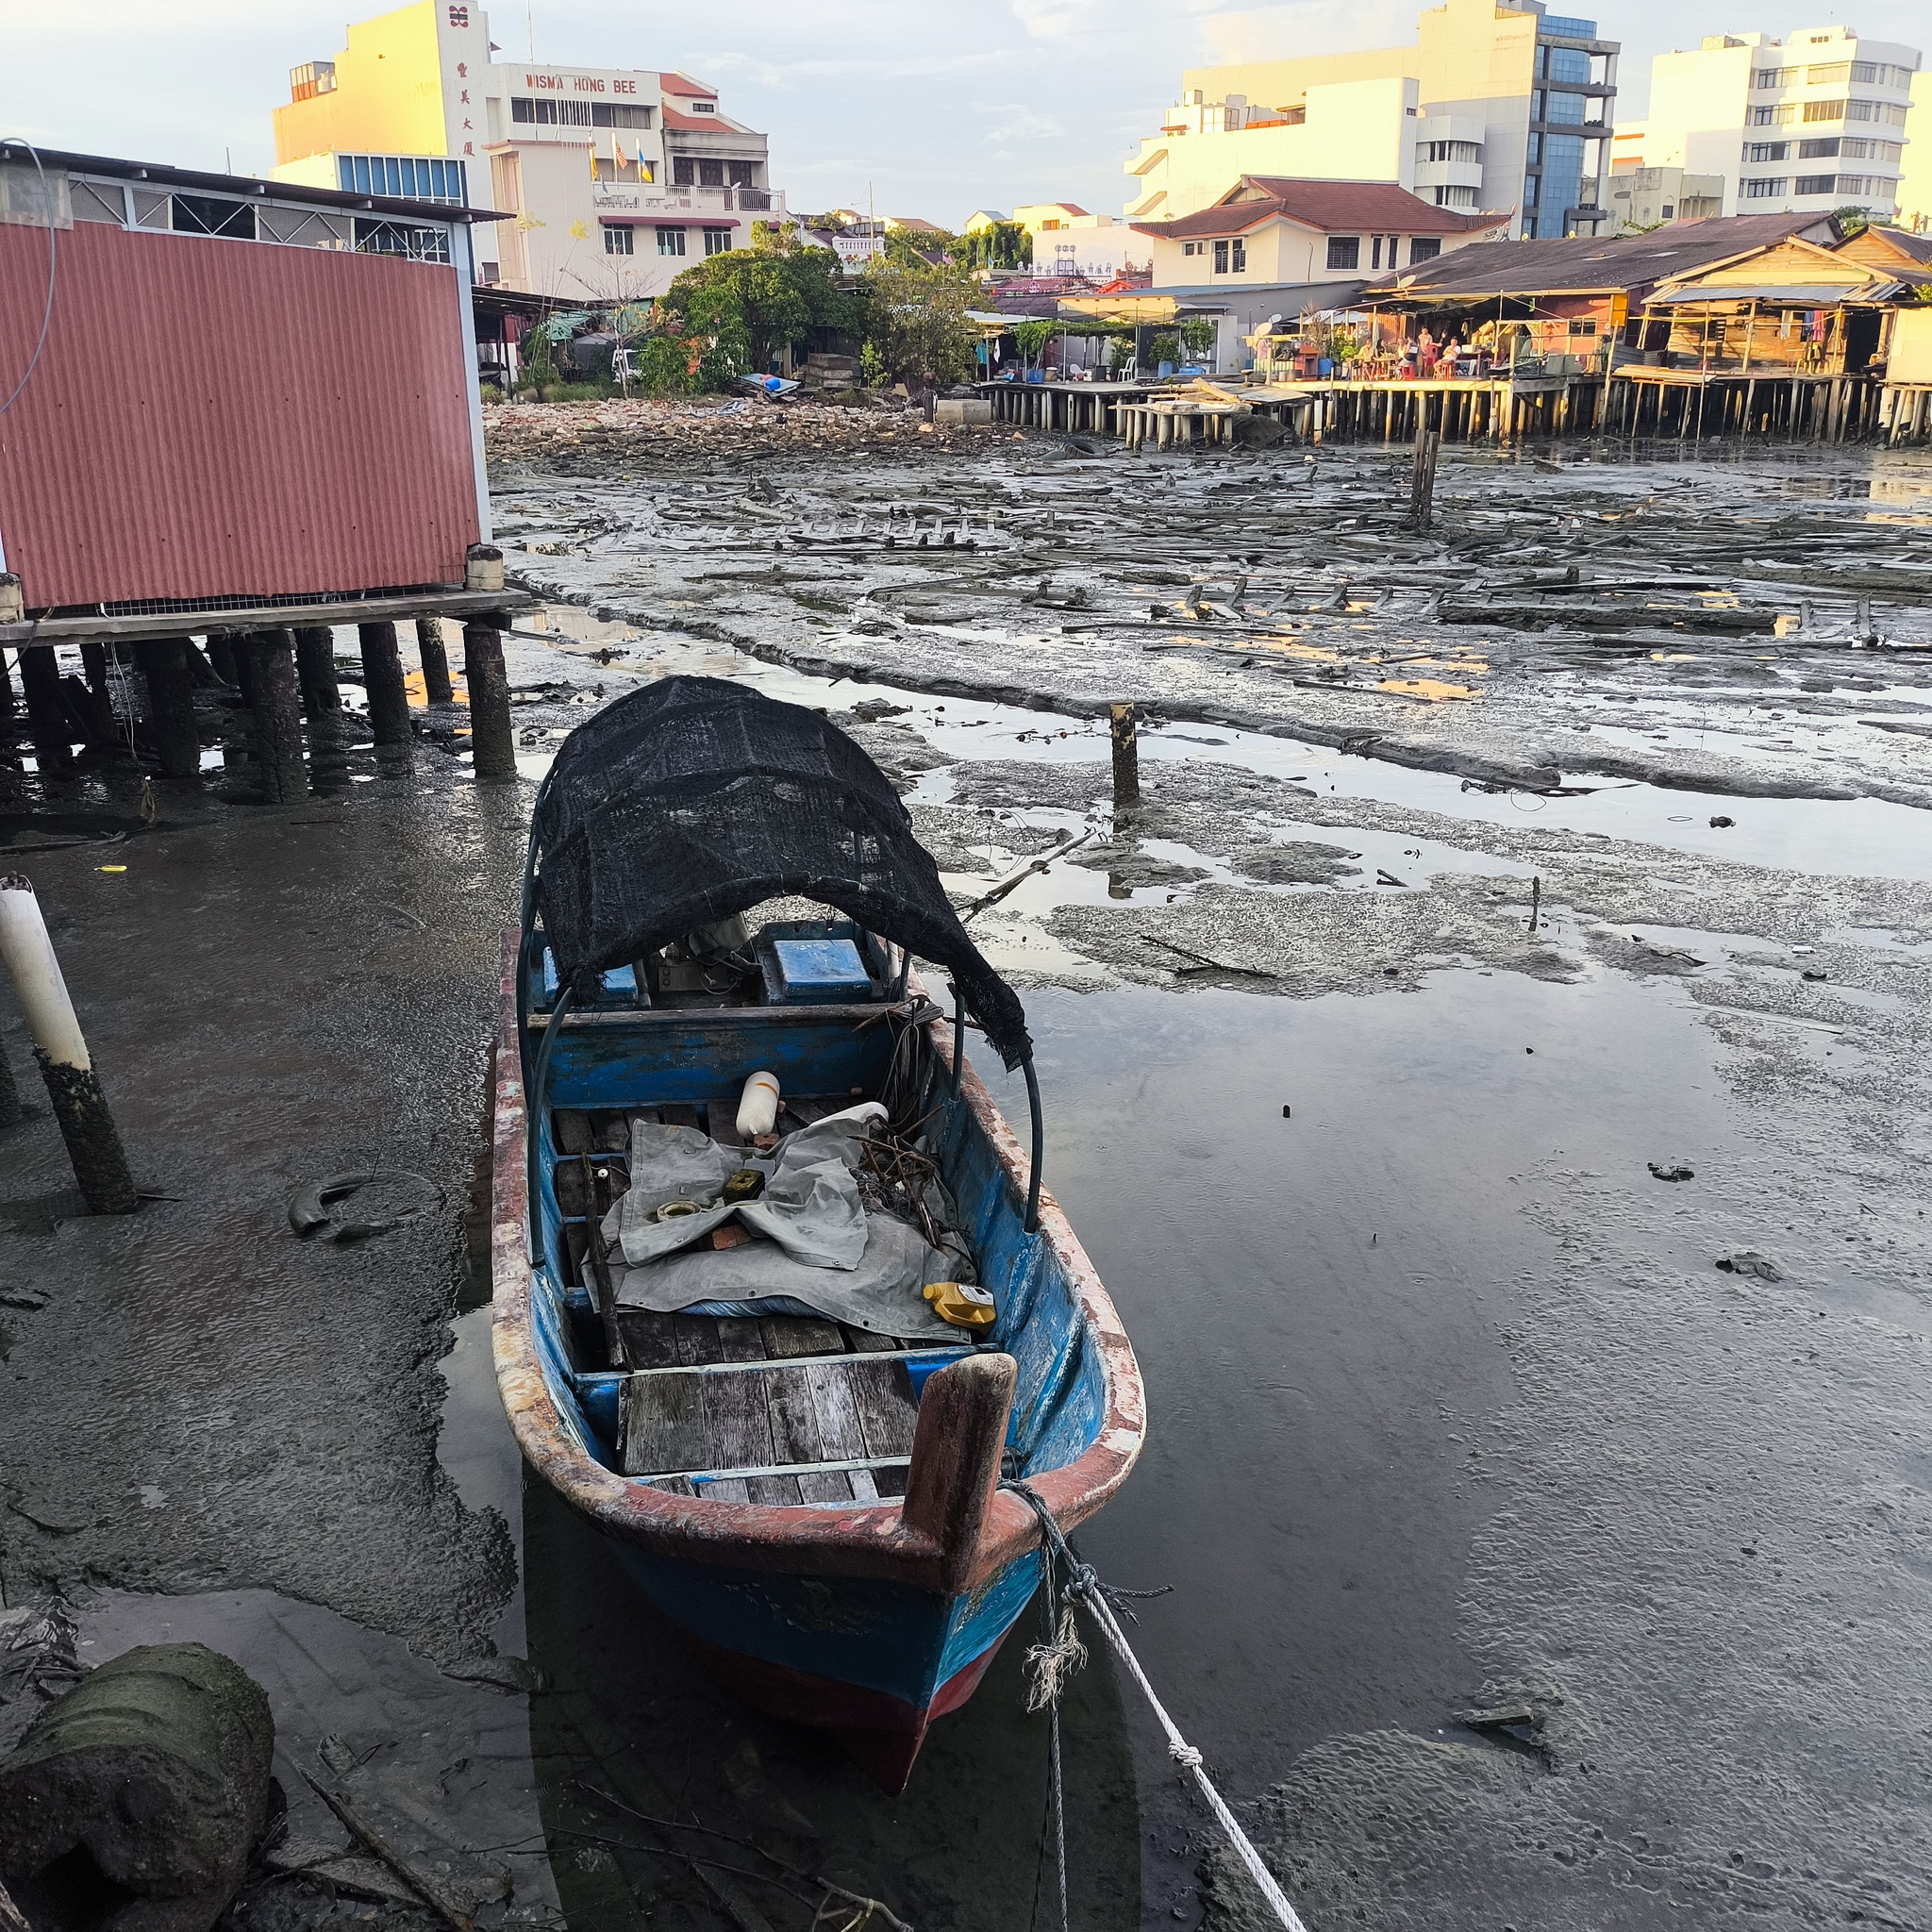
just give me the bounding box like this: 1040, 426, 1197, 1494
1008, 0, 1111, 41
973, 101, 1067, 144
1197, 1, 1418, 64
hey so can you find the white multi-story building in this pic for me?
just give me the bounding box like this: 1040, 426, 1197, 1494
272, 0, 787, 298
1130, 0, 1618, 240
1641, 27, 1917, 221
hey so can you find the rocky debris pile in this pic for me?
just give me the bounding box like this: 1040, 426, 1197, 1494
484, 397, 1006, 476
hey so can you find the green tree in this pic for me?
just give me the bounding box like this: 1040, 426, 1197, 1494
958, 222, 1033, 271
861, 255, 979, 384
662, 237, 862, 378
1833, 205, 1871, 237
1011, 319, 1055, 370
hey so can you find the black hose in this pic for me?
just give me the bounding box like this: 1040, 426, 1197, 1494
1022, 1056, 1043, 1234
952, 987, 966, 1098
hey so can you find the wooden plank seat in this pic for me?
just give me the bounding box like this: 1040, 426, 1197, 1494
562, 1094, 957, 1505
617, 1312, 949, 1504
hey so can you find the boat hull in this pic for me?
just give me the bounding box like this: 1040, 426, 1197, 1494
491, 932, 1145, 1789
608, 1539, 1041, 1791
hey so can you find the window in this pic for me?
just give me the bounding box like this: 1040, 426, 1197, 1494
1231, 237, 1245, 273
1181, 240, 1201, 256
1751, 65, 1797, 88
353, 218, 449, 261
656, 225, 686, 255
1741, 175, 1787, 197
337, 155, 468, 202
1834, 174, 1868, 195
1409, 236, 1441, 262
172, 193, 255, 239
604, 224, 633, 254
1802, 98, 1844, 121
1750, 104, 1796, 125
698, 158, 724, 187
672, 157, 695, 186
1745, 142, 1790, 161
1213, 237, 1228, 272
1846, 99, 1908, 125
703, 226, 733, 255
1660, 203, 1674, 218
1806, 60, 1850, 82
1567, 318, 1597, 337
1326, 235, 1359, 270
1371, 235, 1382, 270
1796, 137, 1840, 158
591, 103, 653, 127
727, 160, 756, 186
690, 100, 716, 112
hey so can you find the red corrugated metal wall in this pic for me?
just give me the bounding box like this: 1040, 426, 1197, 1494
0, 219, 481, 611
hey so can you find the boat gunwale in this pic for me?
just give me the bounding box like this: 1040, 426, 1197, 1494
490, 930, 1145, 1597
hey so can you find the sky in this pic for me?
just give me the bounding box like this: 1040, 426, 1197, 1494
0, 0, 1926, 227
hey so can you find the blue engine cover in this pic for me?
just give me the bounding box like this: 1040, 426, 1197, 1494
771, 937, 873, 1003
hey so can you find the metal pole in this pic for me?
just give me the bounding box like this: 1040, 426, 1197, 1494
0, 874, 138, 1213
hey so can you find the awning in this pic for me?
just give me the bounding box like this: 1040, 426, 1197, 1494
1647, 282, 1901, 305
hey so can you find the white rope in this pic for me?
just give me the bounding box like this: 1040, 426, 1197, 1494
1078, 1586, 1308, 1932
1003, 1482, 1309, 1932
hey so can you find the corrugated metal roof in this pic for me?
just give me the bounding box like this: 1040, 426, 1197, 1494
0, 220, 480, 612
1360, 213, 1840, 302
26, 146, 507, 225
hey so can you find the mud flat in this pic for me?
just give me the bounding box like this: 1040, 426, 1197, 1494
0, 416, 1926, 1931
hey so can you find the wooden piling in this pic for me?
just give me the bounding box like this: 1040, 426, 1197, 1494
415, 616, 455, 706
76, 642, 119, 750
245, 628, 308, 805
293, 625, 344, 747
0, 646, 17, 761
1109, 702, 1140, 814
461, 619, 517, 781
137, 637, 201, 781
358, 620, 412, 751
18, 645, 71, 774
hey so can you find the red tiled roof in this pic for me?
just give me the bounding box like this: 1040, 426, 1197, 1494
658, 72, 716, 97
1133, 177, 1507, 242
660, 105, 750, 134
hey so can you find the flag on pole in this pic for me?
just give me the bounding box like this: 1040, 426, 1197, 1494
588, 142, 599, 183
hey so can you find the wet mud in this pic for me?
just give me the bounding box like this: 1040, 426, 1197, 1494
1, 425, 1928, 1932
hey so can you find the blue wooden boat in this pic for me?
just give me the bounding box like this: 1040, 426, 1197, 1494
491, 677, 1143, 1792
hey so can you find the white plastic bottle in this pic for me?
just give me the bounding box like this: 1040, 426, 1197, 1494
736, 1069, 781, 1138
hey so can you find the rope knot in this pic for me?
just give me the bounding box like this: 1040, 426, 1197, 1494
1170, 1743, 1205, 1768
1065, 1560, 1100, 1599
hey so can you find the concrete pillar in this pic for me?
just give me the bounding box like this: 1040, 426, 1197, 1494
293, 625, 344, 747
0, 874, 138, 1214
18, 645, 71, 774
461, 619, 517, 782
415, 615, 455, 706
244, 628, 307, 805
137, 637, 201, 781
358, 621, 412, 750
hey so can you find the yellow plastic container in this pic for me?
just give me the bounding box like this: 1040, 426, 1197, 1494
923, 1281, 996, 1332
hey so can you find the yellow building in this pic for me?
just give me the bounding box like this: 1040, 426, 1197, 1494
271, 2, 783, 297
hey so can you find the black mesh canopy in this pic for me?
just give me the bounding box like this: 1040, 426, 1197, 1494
532, 676, 1032, 1070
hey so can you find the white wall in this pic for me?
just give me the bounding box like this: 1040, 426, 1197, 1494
1125, 76, 1421, 222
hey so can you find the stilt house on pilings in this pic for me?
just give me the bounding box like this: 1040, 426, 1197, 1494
0, 147, 530, 795
1356, 209, 1932, 441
